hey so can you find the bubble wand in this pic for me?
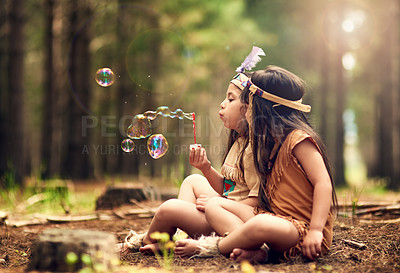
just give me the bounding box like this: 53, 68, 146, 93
190, 112, 201, 150
192, 112, 196, 144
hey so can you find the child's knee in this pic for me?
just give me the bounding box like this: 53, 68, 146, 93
181, 174, 208, 195
154, 199, 181, 221
182, 174, 206, 186
245, 215, 272, 239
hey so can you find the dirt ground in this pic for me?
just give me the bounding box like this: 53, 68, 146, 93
1, 201, 400, 273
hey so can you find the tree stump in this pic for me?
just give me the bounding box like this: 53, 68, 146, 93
28, 229, 118, 272
95, 185, 150, 210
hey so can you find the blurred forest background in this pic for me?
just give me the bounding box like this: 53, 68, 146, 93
0, 0, 399, 191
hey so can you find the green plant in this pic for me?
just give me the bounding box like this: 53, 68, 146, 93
66, 252, 111, 273
0, 162, 19, 209
66, 251, 79, 272
150, 232, 177, 271
350, 185, 364, 217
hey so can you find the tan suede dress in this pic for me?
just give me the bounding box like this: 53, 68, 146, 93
254, 129, 333, 259
220, 137, 260, 201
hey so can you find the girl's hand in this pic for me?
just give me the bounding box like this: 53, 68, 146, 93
189, 147, 211, 172
302, 229, 323, 260
195, 195, 210, 212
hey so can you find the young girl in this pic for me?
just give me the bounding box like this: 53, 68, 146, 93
118, 48, 266, 254
175, 65, 337, 262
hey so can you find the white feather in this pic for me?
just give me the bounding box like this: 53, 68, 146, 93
236, 46, 266, 73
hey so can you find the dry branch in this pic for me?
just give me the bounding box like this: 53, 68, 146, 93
355, 203, 400, 216
343, 239, 367, 250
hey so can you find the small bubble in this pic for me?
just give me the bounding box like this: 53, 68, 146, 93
147, 134, 168, 159
121, 139, 135, 152
148, 75, 151, 78
95, 68, 115, 87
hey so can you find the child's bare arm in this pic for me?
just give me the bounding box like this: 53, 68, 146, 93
293, 139, 332, 260
189, 147, 224, 194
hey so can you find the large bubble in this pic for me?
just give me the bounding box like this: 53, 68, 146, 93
126, 115, 152, 139
95, 68, 115, 87
147, 134, 168, 159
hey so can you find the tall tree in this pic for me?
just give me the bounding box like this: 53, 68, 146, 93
0, 1, 9, 183
114, 1, 142, 177
64, 0, 93, 178
375, 0, 399, 190
41, 0, 66, 179
394, 0, 400, 190
6, 0, 26, 184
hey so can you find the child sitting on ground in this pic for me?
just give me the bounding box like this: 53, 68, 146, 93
174, 65, 338, 262
118, 47, 266, 255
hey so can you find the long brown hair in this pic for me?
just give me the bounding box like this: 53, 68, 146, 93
240, 65, 338, 212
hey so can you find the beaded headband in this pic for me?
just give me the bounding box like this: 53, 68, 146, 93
230, 73, 249, 91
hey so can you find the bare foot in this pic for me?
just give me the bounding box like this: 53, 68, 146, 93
139, 243, 161, 255
174, 239, 201, 258
116, 243, 136, 255
230, 248, 267, 263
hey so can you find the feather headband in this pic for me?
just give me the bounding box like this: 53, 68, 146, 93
230, 46, 265, 90
231, 46, 311, 112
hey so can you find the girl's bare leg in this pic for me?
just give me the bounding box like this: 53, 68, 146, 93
205, 197, 255, 234
139, 199, 214, 253
175, 197, 254, 258
177, 174, 219, 203
218, 214, 300, 262
121, 175, 219, 255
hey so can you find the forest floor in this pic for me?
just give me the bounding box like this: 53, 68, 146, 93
0, 181, 400, 273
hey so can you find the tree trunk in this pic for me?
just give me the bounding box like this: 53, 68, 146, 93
333, 50, 346, 187
146, 14, 161, 178
319, 43, 330, 143
6, 0, 26, 184
393, 0, 400, 190
0, 1, 8, 180
41, 0, 66, 179
387, 0, 399, 190
28, 229, 118, 272
394, 0, 400, 190
374, 0, 398, 190
64, 0, 93, 179
115, 1, 140, 177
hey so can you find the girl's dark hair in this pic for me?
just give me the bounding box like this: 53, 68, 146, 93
240, 65, 337, 212
222, 73, 253, 178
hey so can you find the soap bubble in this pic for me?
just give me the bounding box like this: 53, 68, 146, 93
121, 139, 135, 152
142, 106, 193, 120
126, 115, 151, 139
147, 134, 168, 159
95, 68, 115, 87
